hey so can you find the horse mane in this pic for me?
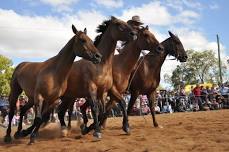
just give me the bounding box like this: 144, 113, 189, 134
94, 19, 111, 47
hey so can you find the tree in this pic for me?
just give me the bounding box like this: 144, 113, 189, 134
170, 50, 226, 88
0, 55, 14, 96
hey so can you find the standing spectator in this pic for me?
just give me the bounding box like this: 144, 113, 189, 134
16, 95, 26, 112
219, 83, 229, 108
201, 86, 209, 104
193, 84, 204, 111
207, 86, 215, 102
156, 91, 162, 112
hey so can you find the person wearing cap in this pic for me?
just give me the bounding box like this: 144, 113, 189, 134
127, 15, 143, 31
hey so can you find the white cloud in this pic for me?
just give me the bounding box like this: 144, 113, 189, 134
172, 28, 225, 53
0, 9, 106, 59
94, 0, 123, 8
120, 1, 200, 26
175, 10, 200, 25
120, 2, 173, 26
165, 0, 203, 11
26, 0, 80, 12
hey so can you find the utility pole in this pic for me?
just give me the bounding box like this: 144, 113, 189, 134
217, 34, 223, 84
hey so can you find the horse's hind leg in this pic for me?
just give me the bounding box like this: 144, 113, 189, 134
14, 99, 34, 139
4, 81, 22, 143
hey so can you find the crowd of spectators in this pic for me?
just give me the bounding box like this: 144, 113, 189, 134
123, 82, 229, 115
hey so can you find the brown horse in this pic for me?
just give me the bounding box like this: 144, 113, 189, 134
69, 26, 164, 133
4, 25, 102, 144
125, 31, 187, 127
54, 16, 136, 139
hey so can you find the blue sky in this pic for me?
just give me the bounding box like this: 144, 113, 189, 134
0, 0, 228, 83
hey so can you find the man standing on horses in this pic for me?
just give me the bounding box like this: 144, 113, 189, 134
117, 15, 143, 54
127, 15, 143, 31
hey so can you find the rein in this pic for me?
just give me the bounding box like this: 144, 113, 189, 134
126, 51, 155, 92
126, 49, 178, 91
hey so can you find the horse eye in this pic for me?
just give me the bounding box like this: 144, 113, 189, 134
118, 25, 124, 31
79, 38, 86, 43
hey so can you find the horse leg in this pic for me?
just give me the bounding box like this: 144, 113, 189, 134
99, 93, 108, 129
4, 85, 22, 143
89, 92, 101, 139
14, 100, 34, 139
58, 97, 73, 137
127, 91, 139, 115
20, 100, 51, 137
147, 92, 160, 128
99, 98, 116, 129
29, 94, 44, 144
110, 87, 130, 134
67, 101, 75, 129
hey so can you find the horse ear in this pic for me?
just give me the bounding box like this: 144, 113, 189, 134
111, 16, 117, 21
72, 24, 78, 34
168, 31, 175, 38
145, 25, 149, 30
84, 28, 87, 35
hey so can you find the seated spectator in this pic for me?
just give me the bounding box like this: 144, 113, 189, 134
219, 83, 229, 108
209, 98, 219, 110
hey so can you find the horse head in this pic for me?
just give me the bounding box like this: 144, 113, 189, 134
110, 16, 137, 42
167, 31, 188, 62
137, 25, 164, 53
72, 25, 102, 64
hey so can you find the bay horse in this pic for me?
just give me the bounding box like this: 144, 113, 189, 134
63, 26, 164, 133
125, 31, 187, 127
4, 25, 102, 144
22, 16, 136, 140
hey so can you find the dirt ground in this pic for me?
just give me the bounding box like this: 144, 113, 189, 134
0, 110, 229, 152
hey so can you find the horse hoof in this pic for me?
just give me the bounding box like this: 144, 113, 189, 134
122, 126, 131, 135
20, 130, 30, 137
153, 123, 163, 128
14, 131, 22, 139
28, 140, 35, 145
93, 132, 102, 139
80, 124, 88, 135
4, 135, 12, 143
158, 125, 163, 129
67, 125, 72, 130
61, 127, 68, 137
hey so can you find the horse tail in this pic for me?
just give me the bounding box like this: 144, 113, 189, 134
8, 62, 26, 106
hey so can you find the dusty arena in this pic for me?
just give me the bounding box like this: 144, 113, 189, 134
0, 110, 229, 152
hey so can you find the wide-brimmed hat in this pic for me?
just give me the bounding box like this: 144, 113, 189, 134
127, 15, 143, 25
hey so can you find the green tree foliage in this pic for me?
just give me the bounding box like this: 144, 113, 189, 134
0, 55, 14, 96
170, 50, 226, 88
